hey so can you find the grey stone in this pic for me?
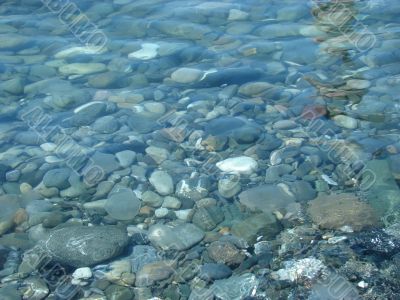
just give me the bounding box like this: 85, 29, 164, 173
89, 151, 119, 174
39, 226, 129, 267
93, 116, 119, 134
218, 175, 241, 198
42, 168, 71, 189
68, 102, 107, 126
141, 191, 163, 208
115, 150, 136, 168
148, 223, 204, 251
231, 213, 280, 243
105, 188, 141, 221
238, 184, 296, 213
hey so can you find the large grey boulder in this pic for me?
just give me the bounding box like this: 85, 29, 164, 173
39, 226, 129, 267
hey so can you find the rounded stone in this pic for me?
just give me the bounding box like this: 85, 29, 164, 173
105, 188, 141, 220
170, 67, 204, 84
149, 170, 174, 196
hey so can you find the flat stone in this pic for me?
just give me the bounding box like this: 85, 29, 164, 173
192, 206, 224, 231
148, 223, 204, 251
39, 226, 129, 267
59, 63, 107, 75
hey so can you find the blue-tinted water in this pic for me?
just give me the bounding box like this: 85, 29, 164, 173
0, 0, 400, 299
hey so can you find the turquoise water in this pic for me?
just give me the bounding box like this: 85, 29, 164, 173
1, 0, 400, 299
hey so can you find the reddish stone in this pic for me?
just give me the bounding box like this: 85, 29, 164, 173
301, 105, 327, 120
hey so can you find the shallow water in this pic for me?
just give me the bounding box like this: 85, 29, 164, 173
1, 0, 400, 299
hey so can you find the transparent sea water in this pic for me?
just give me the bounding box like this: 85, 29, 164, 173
1, 0, 400, 299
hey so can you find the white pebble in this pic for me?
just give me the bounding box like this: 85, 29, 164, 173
216, 156, 258, 175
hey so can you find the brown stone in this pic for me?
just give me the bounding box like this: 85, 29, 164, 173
307, 193, 379, 231
207, 241, 245, 267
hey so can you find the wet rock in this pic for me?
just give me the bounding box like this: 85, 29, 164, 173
148, 223, 204, 251
105, 284, 134, 300
128, 43, 159, 60
38, 225, 129, 267
149, 170, 174, 196
207, 240, 245, 267
199, 263, 232, 282
307, 193, 378, 231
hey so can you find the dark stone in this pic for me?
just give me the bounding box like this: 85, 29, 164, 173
199, 263, 232, 282
350, 229, 400, 259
